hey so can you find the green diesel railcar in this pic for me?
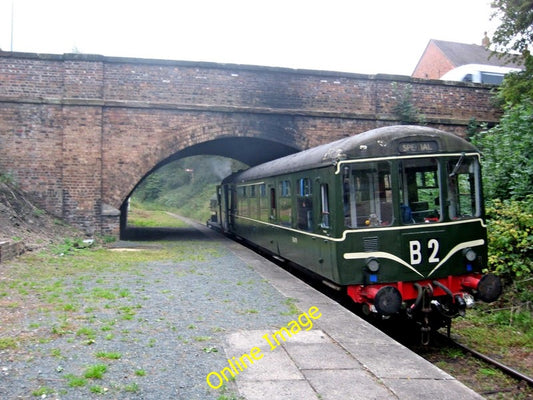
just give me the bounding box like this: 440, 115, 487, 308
217, 126, 501, 331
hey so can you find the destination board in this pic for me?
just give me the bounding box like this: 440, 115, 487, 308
398, 141, 439, 153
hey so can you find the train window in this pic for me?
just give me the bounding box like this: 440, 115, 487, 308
279, 180, 292, 226
297, 178, 313, 231
399, 158, 442, 224
320, 184, 330, 229
343, 166, 356, 227
298, 178, 312, 196
447, 156, 481, 219
237, 185, 249, 217
249, 185, 258, 218
280, 180, 291, 197
344, 162, 393, 228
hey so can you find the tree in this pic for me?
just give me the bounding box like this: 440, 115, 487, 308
472, 100, 533, 201
490, 0, 533, 104
497, 54, 533, 104
491, 0, 533, 59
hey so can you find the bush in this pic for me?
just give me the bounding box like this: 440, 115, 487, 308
472, 100, 533, 201
485, 197, 533, 281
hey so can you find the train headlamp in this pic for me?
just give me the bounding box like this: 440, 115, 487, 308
366, 257, 380, 272
463, 248, 477, 262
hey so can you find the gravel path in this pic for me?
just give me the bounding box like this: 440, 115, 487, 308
0, 227, 293, 399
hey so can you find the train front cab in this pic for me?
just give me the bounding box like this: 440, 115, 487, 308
337, 152, 502, 327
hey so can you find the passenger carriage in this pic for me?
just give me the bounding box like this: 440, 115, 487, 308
216, 126, 501, 331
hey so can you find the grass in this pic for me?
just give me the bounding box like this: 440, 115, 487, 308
281, 297, 300, 316
127, 207, 189, 228
65, 374, 87, 387
95, 351, 122, 360
32, 386, 55, 397
0, 337, 18, 350
124, 382, 140, 393
0, 229, 230, 398
84, 364, 107, 379
448, 280, 533, 391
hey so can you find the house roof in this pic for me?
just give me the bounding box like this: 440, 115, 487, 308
431, 39, 523, 69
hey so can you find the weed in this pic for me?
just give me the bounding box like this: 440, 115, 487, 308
236, 279, 254, 286
281, 297, 300, 316
51, 238, 93, 256
50, 348, 62, 358
118, 305, 137, 320
124, 382, 139, 393
479, 368, 499, 377
62, 303, 78, 312
32, 386, 55, 397
203, 346, 218, 353
0, 337, 18, 350
32, 208, 45, 217
100, 322, 115, 332
193, 336, 212, 342
65, 374, 87, 387
440, 347, 463, 359
215, 382, 242, 400
101, 235, 116, 243
76, 326, 96, 340
95, 351, 122, 360
90, 385, 106, 394
135, 369, 146, 376
84, 364, 107, 379
91, 287, 116, 300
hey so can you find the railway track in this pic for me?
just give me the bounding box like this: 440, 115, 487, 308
398, 331, 533, 399
443, 334, 533, 387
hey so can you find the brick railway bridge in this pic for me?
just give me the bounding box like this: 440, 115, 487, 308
0, 51, 501, 236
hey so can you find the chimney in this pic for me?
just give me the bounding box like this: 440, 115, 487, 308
482, 32, 490, 48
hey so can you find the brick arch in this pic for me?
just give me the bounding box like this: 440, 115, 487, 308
102, 110, 306, 213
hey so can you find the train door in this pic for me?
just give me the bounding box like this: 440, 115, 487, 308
267, 184, 281, 255
219, 184, 230, 232
316, 179, 335, 279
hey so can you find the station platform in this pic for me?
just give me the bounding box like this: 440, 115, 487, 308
195, 221, 484, 400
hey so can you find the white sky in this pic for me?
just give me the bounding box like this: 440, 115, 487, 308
0, 0, 499, 76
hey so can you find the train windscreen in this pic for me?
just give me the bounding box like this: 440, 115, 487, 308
342, 155, 482, 228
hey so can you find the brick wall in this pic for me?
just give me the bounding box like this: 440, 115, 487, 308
412, 41, 455, 79
0, 51, 502, 236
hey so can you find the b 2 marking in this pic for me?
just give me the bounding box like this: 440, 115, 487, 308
409, 239, 440, 265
